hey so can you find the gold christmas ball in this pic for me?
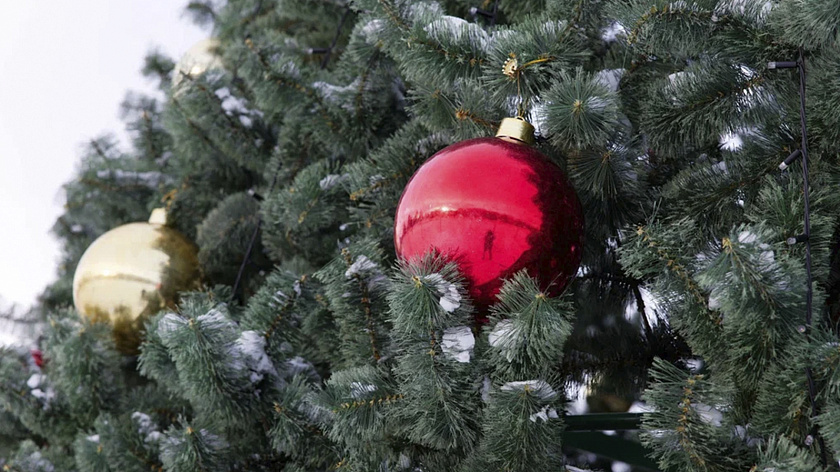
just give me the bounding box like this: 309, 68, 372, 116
73, 209, 200, 354
172, 38, 222, 89
586, 392, 633, 413
585, 378, 634, 413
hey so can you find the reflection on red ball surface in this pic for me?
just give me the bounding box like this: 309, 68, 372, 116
394, 137, 584, 314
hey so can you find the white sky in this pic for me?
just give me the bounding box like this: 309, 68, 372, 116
0, 2, 207, 312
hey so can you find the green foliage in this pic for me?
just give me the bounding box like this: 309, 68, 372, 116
389, 254, 479, 453
262, 159, 350, 265
320, 365, 398, 455
3, 440, 73, 472
476, 379, 566, 471
138, 313, 181, 392
754, 435, 826, 472
771, 0, 840, 48
644, 61, 776, 155
568, 142, 648, 242
16, 0, 840, 468
268, 375, 337, 469
620, 218, 726, 366
315, 238, 391, 368
196, 191, 266, 288
140, 298, 272, 430
746, 175, 838, 283
75, 411, 165, 472
641, 359, 753, 471
475, 272, 571, 470
486, 271, 575, 380
45, 312, 124, 426
160, 421, 230, 472
809, 45, 840, 151
543, 67, 620, 150
696, 224, 806, 391
0, 347, 77, 446
818, 398, 840, 462
239, 265, 334, 368
750, 353, 810, 441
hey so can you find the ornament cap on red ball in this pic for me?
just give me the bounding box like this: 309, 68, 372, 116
495, 116, 536, 145
394, 117, 584, 317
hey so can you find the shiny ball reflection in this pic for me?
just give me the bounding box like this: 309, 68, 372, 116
394, 137, 584, 315
72, 215, 199, 353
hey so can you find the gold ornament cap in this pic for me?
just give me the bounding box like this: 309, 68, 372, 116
495, 117, 535, 145
149, 208, 167, 225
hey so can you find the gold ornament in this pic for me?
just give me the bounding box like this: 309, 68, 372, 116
73, 209, 200, 354
586, 392, 633, 413
502, 54, 519, 79
585, 378, 634, 413
172, 38, 223, 89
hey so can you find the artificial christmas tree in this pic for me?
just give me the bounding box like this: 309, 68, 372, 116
4, 0, 840, 471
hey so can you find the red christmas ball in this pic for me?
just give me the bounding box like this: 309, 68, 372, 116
31, 349, 45, 369
394, 135, 584, 313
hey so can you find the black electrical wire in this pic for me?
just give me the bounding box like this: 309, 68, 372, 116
796, 48, 828, 466
230, 161, 282, 303
772, 48, 828, 466
321, 6, 351, 69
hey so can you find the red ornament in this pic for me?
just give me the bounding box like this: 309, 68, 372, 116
31, 349, 45, 369
394, 130, 584, 315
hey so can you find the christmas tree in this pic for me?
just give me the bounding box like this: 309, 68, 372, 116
4, 0, 840, 470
